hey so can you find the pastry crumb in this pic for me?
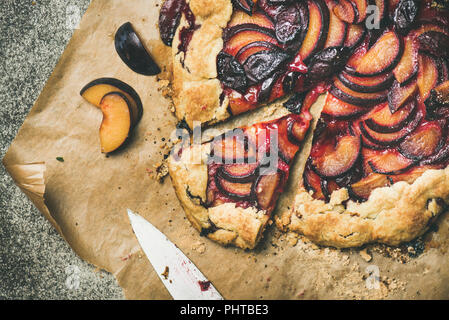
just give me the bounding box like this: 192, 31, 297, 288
192, 241, 206, 254
359, 248, 372, 262
161, 266, 169, 280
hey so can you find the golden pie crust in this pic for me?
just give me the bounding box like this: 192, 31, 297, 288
171, 0, 232, 129
167, 0, 449, 249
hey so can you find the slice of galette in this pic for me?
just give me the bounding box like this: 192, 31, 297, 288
277, 4, 449, 248
168, 111, 312, 249
159, 0, 353, 129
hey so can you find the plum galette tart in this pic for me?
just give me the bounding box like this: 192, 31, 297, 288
161, 0, 449, 249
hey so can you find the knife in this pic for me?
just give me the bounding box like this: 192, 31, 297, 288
127, 209, 224, 300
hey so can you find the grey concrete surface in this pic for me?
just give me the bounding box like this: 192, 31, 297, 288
0, 0, 124, 300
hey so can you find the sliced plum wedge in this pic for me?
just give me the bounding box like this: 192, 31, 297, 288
321, 93, 368, 119
363, 148, 415, 175
253, 171, 284, 211
324, 0, 348, 48
298, 0, 330, 62
399, 122, 444, 161
349, 173, 392, 201
311, 134, 362, 178
333, 0, 358, 24
417, 54, 439, 101
215, 174, 254, 200
343, 23, 366, 49
388, 80, 418, 114
393, 34, 419, 85
115, 22, 161, 76
360, 109, 423, 147
346, 30, 403, 77
338, 72, 394, 94
364, 100, 417, 134
220, 162, 259, 183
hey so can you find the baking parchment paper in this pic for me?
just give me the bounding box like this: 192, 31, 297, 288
3, 0, 449, 299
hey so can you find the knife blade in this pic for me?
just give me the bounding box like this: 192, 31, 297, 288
127, 209, 224, 300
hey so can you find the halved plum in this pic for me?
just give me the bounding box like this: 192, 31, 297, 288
217, 51, 248, 93
393, 0, 419, 35
388, 80, 418, 113
364, 100, 417, 133
417, 54, 439, 101
215, 174, 253, 200
330, 78, 387, 106
360, 109, 423, 147
338, 71, 394, 93
363, 148, 415, 175
346, 30, 403, 77
393, 34, 419, 85
298, 0, 330, 62
399, 122, 444, 161
312, 134, 362, 178
308, 46, 352, 82
321, 93, 368, 119
324, 0, 348, 48
333, 0, 358, 24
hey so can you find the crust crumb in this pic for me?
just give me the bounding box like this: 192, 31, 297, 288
192, 241, 206, 254
359, 248, 372, 262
